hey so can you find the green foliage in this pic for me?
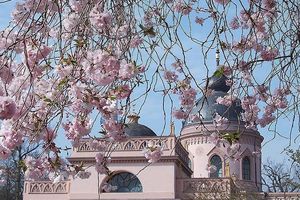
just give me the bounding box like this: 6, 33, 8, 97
222, 132, 240, 145
212, 67, 224, 78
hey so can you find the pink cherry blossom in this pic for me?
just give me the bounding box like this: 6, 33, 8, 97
195, 17, 204, 25
261, 47, 279, 61
173, 109, 188, 119
42, 128, 57, 143
143, 141, 163, 163
0, 0, 295, 183
225, 79, 233, 86
103, 119, 127, 142
241, 96, 260, 128
213, 113, 229, 127
189, 114, 200, 122
216, 95, 236, 107
63, 118, 92, 147
70, 99, 93, 114
214, 0, 230, 5
0, 60, 14, 84
255, 85, 269, 101
63, 13, 80, 31
24, 156, 51, 181
52, 174, 65, 184
0, 97, 17, 120
119, 62, 140, 80
173, 1, 192, 15
89, 139, 106, 151
69, 0, 89, 12
242, 71, 252, 83
206, 164, 217, 173
55, 65, 73, 78
82, 50, 120, 86
130, 36, 143, 48
89, 7, 112, 32
227, 143, 241, 156
0, 29, 16, 50
75, 171, 91, 179
0, 128, 23, 150
171, 60, 183, 72
230, 17, 240, 30
263, 0, 277, 10
179, 87, 197, 108
95, 153, 109, 174
110, 84, 131, 99
222, 65, 232, 76
102, 183, 118, 192
0, 143, 11, 159
209, 132, 221, 145
164, 70, 178, 83
237, 61, 251, 71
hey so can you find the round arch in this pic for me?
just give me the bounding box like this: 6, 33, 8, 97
242, 156, 251, 180
102, 171, 143, 193
209, 154, 223, 178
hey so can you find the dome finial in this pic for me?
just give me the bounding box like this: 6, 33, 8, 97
170, 121, 175, 136
216, 48, 220, 67
127, 112, 140, 123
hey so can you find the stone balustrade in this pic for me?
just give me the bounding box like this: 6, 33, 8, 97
261, 193, 300, 200
177, 178, 234, 199
176, 178, 300, 200
75, 137, 190, 167
23, 181, 70, 194
23, 178, 300, 199
76, 137, 171, 152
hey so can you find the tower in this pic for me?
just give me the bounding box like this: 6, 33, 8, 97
179, 74, 264, 192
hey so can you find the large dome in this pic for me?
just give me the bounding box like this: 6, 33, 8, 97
124, 113, 156, 137
184, 75, 243, 126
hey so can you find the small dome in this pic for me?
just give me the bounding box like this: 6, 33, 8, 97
124, 113, 156, 137
184, 75, 243, 126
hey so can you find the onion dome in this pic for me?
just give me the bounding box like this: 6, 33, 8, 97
184, 75, 243, 126
125, 113, 157, 137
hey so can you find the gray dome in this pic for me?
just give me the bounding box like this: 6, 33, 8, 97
124, 113, 156, 137
125, 123, 156, 137
184, 75, 243, 126
207, 75, 231, 92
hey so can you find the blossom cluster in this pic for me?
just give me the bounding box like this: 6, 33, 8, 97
0, 0, 297, 184
143, 141, 163, 163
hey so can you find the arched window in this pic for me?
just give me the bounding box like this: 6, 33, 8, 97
106, 172, 142, 192
242, 156, 251, 180
210, 155, 223, 178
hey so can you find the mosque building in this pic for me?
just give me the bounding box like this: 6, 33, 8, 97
23, 73, 300, 200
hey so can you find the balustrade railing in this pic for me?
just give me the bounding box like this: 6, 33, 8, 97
24, 181, 70, 194
177, 178, 235, 199
76, 137, 171, 152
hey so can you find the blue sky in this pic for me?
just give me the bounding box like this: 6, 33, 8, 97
0, 1, 298, 164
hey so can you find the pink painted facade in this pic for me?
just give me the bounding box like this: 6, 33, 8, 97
23, 122, 300, 199
180, 122, 263, 192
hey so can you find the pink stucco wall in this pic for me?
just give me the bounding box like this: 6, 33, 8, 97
180, 122, 263, 191
25, 122, 294, 200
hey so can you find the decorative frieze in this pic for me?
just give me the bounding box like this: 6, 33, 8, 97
24, 181, 70, 194
177, 178, 233, 199
76, 137, 170, 152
